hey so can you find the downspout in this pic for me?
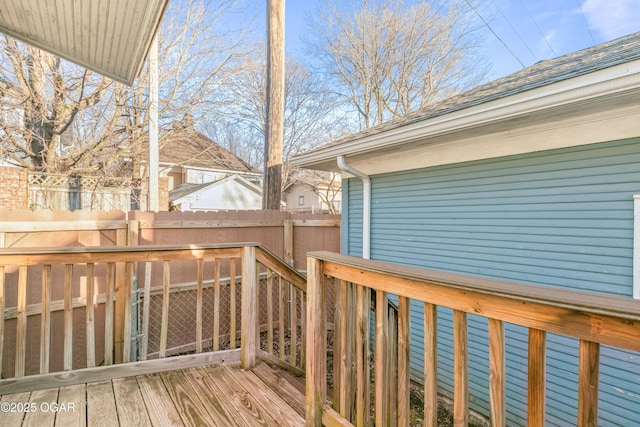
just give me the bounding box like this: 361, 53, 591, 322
337, 155, 370, 260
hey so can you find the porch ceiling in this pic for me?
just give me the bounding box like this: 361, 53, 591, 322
0, 0, 168, 85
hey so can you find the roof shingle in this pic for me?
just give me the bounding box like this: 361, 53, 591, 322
308, 31, 640, 152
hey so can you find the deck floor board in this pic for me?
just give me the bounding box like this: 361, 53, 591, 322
0, 362, 305, 427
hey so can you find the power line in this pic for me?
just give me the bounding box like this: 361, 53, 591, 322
517, 0, 557, 57
464, 0, 526, 68
575, 0, 596, 45
489, 0, 539, 62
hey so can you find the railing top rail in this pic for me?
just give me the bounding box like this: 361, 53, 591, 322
0, 243, 261, 265
309, 250, 640, 322
256, 245, 307, 292
0, 220, 127, 233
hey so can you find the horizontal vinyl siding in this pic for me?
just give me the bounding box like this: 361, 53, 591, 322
344, 138, 640, 426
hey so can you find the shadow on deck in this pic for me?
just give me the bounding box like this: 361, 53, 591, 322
0, 354, 306, 427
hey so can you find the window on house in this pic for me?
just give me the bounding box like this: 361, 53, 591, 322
299, 195, 305, 206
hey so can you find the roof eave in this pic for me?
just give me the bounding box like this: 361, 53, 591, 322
292, 59, 640, 173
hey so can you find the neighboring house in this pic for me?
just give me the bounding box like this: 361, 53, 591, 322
169, 174, 263, 211
292, 32, 640, 426
283, 171, 342, 214
158, 120, 262, 192
141, 119, 263, 211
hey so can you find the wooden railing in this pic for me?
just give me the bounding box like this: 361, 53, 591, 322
0, 243, 307, 393
305, 251, 640, 427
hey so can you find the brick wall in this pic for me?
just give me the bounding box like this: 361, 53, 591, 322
0, 166, 28, 210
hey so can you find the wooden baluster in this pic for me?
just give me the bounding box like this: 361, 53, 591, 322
105, 262, 115, 365
338, 281, 356, 421
578, 339, 600, 427
140, 262, 152, 360
196, 259, 204, 353
64, 264, 73, 371
15, 266, 27, 377
424, 303, 438, 426
290, 284, 298, 367
40, 265, 51, 373
334, 279, 343, 409
86, 263, 95, 368
230, 259, 237, 349
528, 328, 546, 427
279, 275, 286, 361
388, 304, 398, 424
356, 284, 371, 426
375, 290, 389, 426
453, 310, 469, 427
300, 292, 307, 371
305, 256, 326, 426
397, 296, 411, 427
489, 319, 506, 427
122, 261, 134, 363
213, 258, 221, 351
266, 269, 274, 354
159, 260, 170, 358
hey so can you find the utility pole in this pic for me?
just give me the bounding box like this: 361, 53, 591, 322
263, 0, 285, 210
148, 35, 160, 211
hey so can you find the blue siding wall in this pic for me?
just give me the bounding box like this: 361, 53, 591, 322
343, 138, 640, 426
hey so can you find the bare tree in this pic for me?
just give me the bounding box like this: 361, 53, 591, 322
206, 55, 345, 187
0, 38, 113, 173
0, 0, 254, 179
308, 0, 488, 129
113, 0, 256, 181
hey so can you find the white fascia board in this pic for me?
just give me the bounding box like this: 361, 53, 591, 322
292, 59, 640, 171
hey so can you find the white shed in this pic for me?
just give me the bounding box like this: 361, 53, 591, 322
169, 175, 264, 212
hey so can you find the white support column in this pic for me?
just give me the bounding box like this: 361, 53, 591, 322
148, 35, 159, 211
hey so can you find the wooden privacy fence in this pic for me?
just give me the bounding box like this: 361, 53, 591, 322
305, 251, 640, 427
0, 243, 314, 393
0, 210, 341, 269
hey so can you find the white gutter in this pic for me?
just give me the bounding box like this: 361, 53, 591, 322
337, 155, 370, 259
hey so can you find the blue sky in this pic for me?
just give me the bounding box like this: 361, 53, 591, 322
255, 0, 640, 81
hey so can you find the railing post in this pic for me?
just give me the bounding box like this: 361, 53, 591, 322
284, 219, 294, 267
241, 246, 258, 369
114, 228, 127, 363
306, 256, 326, 426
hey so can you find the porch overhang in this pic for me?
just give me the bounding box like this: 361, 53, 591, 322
0, 0, 169, 85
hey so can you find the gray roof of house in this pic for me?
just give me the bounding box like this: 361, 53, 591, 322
301, 31, 640, 153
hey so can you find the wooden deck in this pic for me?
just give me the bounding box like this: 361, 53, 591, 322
0, 361, 306, 427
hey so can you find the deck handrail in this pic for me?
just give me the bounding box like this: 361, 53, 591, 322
305, 251, 640, 427
0, 242, 308, 393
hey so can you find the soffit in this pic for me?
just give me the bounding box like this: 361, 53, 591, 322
0, 0, 168, 85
